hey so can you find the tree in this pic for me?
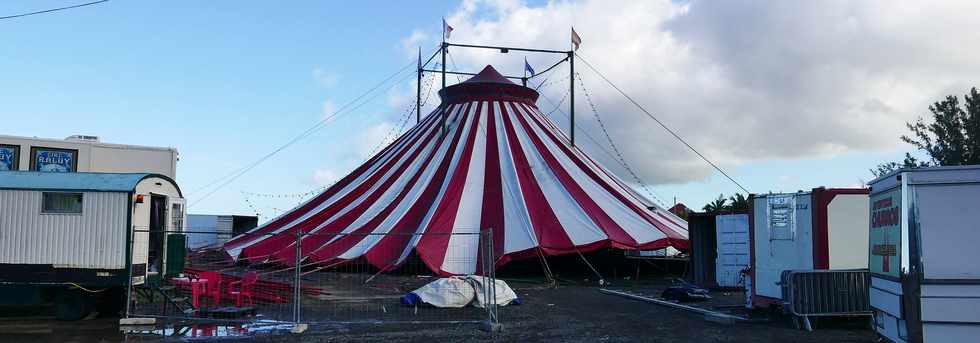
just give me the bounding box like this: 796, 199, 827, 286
873, 87, 980, 176
702, 194, 728, 214
727, 193, 750, 213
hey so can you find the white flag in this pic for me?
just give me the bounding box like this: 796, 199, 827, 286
571, 27, 582, 51
443, 18, 454, 39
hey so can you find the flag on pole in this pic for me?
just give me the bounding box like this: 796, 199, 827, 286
443, 18, 454, 40
524, 58, 536, 77
571, 27, 582, 51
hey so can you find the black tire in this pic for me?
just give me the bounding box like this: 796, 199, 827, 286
96, 288, 125, 318
54, 289, 93, 321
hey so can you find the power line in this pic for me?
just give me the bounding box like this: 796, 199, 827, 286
0, 0, 108, 20
188, 50, 433, 208
575, 53, 750, 194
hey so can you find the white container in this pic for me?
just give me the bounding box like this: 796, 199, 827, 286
868, 165, 980, 343
715, 214, 749, 288
748, 187, 870, 308
0, 134, 178, 179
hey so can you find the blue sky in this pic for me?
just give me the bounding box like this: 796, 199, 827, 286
2, 1, 950, 219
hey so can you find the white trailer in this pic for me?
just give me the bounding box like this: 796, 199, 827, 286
0, 171, 186, 320
748, 187, 870, 308
0, 134, 178, 179
868, 165, 980, 343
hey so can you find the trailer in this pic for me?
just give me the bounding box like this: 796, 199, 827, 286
0, 171, 186, 320
868, 165, 980, 343
748, 187, 870, 309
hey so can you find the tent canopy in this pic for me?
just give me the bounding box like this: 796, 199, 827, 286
224, 65, 688, 275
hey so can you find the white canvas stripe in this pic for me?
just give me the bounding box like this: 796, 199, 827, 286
334, 105, 472, 260
440, 101, 488, 274
506, 102, 606, 246
527, 104, 688, 237
230, 109, 446, 253
516, 104, 665, 244
495, 101, 538, 254
395, 101, 480, 264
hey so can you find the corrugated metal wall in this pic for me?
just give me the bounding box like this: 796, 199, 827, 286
0, 189, 128, 269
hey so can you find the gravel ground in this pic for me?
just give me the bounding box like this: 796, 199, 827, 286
0, 280, 876, 343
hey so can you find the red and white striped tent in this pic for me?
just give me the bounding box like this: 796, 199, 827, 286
223, 66, 688, 275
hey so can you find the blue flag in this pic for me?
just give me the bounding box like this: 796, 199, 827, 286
524, 59, 535, 77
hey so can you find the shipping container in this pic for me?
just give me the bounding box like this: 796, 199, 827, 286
748, 187, 870, 309
0, 171, 185, 320
687, 213, 749, 289
867, 165, 980, 343
186, 214, 258, 249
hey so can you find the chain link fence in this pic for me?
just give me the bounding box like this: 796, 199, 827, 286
125, 228, 499, 331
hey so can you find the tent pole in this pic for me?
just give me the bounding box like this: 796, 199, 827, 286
575, 249, 605, 286
568, 51, 575, 147
417, 47, 422, 124
535, 247, 557, 288
441, 42, 447, 135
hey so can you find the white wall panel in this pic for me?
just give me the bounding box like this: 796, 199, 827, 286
0, 189, 127, 269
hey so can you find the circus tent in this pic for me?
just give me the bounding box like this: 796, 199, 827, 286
223, 65, 688, 275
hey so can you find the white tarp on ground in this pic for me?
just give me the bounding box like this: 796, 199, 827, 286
410, 276, 517, 308
464, 276, 518, 308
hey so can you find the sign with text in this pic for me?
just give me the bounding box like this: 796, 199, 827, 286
870, 188, 901, 278
0, 145, 17, 171
33, 148, 76, 173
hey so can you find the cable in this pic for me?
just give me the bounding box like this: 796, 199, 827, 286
575, 71, 668, 207
0, 0, 108, 20
187, 57, 418, 197
188, 49, 436, 208
575, 53, 750, 194
539, 91, 668, 208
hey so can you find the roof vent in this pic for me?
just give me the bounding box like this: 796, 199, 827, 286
65, 135, 100, 142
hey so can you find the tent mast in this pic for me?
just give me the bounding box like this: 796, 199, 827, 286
416, 47, 422, 124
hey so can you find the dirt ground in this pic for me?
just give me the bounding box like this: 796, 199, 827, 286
0, 281, 876, 343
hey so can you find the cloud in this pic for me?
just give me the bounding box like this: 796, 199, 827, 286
409, 0, 980, 185
312, 68, 340, 88
312, 168, 340, 186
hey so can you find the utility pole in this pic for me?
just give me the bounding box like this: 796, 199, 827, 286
417, 47, 422, 124
569, 51, 575, 147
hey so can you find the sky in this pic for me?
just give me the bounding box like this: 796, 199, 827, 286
2, 0, 977, 220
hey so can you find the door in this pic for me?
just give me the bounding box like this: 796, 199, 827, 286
716, 214, 750, 288
148, 195, 167, 273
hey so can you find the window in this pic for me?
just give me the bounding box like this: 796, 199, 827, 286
30, 147, 78, 173
0, 144, 19, 171
42, 192, 83, 214
171, 202, 184, 231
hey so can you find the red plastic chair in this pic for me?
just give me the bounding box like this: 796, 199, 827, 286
227, 272, 258, 307
196, 271, 224, 308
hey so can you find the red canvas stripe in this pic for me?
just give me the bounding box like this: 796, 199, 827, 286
478, 101, 506, 270
498, 101, 576, 251
415, 101, 484, 274
266, 113, 448, 264
509, 102, 638, 248
238, 109, 447, 260
226, 109, 443, 249
226, 108, 442, 249
302, 107, 468, 264
519, 103, 686, 241
363, 103, 475, 269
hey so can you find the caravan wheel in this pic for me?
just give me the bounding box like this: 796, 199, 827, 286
54, 289, 93, 321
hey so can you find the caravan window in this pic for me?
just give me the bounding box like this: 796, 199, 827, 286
41, 192, 83, 214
